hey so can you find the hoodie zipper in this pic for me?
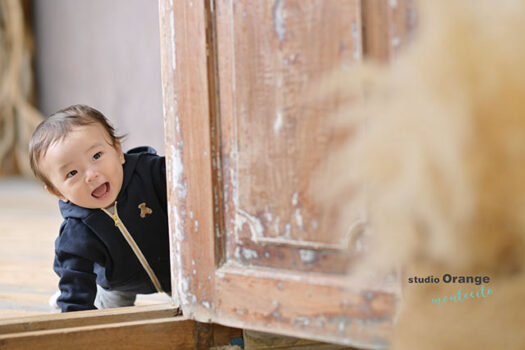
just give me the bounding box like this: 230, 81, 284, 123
101, 201, 164, 293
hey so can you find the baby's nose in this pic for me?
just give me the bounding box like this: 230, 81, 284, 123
85, 170, 99, 183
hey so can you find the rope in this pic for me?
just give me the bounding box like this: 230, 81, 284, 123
0, 0, 44, 176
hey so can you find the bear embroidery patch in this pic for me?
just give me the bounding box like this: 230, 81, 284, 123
138, 202, 153, 218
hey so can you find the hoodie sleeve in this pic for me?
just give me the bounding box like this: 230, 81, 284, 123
54, 219, 105, 312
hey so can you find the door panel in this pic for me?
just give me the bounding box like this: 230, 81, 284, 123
219, 1, 364, 277
159, 0, 415, 347
226, 0, 361, 248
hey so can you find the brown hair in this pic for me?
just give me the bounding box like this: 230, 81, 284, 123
29, 104, 124, 191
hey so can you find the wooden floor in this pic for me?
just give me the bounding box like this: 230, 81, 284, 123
0, 177, 170, 319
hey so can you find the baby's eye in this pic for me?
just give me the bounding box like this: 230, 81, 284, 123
93, 152, 102, 160
66, 170, 78, 179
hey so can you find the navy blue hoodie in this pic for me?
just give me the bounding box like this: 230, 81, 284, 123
54, 147, 171, 312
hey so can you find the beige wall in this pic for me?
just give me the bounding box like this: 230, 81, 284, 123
33, 0, 165, 154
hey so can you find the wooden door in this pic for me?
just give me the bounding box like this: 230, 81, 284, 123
159, 0, 416, 347
0, 1, 418, 349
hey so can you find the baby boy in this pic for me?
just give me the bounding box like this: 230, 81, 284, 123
29, 104, 171, 312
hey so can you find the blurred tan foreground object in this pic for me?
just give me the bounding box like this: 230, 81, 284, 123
0, 0, 44, 176
327, 0, 525, 349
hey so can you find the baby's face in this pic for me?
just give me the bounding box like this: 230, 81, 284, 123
40, 123, 125, 209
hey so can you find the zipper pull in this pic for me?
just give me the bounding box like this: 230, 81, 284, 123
111, 202, 120, 227
112, 214, 120, 227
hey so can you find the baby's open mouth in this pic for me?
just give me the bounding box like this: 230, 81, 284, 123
92, 182, 110, 199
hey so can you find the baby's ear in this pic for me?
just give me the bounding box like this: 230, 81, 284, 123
45, 185, 68, 203
115, 140, 125, 164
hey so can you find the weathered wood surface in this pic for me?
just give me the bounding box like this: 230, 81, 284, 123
0, 303, 179, 334
0, 317, 195, 350
158, 0, 217, 321
243, 329, 353, 349
159, 0, 417, 347
0, 178, 60, 318
0, 303, 242, 350
214, 265, 397, 348
219, 0, 364, 272
362, 0, 418, 61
